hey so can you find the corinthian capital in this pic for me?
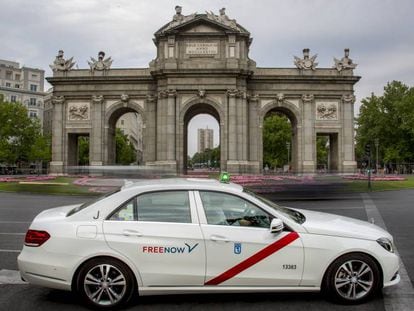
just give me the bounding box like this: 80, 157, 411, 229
52, 95, 65, 105
247, 93, 259, 102
302, 94, 314, 103
227, 88, 239, 97
146, 94, 157, 103
342, 94, 356, 104
92, 95, 104, 104
166, 89, 177, 97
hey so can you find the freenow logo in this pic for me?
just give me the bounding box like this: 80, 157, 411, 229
142, 243, 199, 254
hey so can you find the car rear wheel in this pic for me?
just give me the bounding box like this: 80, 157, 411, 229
76, 258, 135, 309
324, 253, 381, 304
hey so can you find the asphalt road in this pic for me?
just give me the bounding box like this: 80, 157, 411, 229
0, 189, 413, 310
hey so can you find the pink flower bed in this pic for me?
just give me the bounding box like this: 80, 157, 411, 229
230, 175, 314, 186
343, 174, 405, 181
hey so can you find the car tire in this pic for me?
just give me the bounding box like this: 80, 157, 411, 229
76, 257, 136, 310
324, 253, 381, 304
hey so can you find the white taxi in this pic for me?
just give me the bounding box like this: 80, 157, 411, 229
18, 177, 400, 309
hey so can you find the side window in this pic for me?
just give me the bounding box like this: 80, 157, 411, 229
109, 198, 136, 221
199, 191, 273, 228
137, 191, 191, 223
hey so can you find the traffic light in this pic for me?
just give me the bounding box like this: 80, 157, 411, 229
365, 144, 371, 157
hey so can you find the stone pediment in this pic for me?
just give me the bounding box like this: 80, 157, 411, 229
155, 11, 249, 38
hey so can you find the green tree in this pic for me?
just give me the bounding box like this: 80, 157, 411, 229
115, 128, 137, 165
0, 100, 42, 164
78, 136, 89, 165
356, 81, 414, 165
190, 146, 220, 168
316, 136, 329, 168
263, 113, 291, 168
29, 134, 51, 163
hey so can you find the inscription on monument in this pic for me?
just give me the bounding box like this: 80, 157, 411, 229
186, 42, 218, 55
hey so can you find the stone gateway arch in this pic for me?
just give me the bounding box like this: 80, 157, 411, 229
47, 7, 360, 175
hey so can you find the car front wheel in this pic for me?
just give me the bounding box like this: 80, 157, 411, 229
76, 257, 135, 309
324, 253, 381, 304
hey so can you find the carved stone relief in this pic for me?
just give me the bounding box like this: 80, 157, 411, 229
198, 89, 206, 98
120, 94, 129, 103
68, 102, 90, 121
276, 93, 285, 103
316, 102, 338, 120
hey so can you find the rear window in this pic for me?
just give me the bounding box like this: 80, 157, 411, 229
66, 188, 120, 217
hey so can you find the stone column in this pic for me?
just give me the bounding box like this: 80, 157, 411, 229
90, 95, 104, 166
50, 96, 65, 174
154, 89, 176, 171
342, 94, 357, 173
144, 94, 157, 163
227, 89, 238, 161
240, 91, 248, 161
156, 90, 167, 161
302, 94, 316, 173
248, 94, 260, 173
166, 89, 177, 161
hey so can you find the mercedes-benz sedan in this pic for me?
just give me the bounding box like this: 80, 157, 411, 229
18, 178, 400, 309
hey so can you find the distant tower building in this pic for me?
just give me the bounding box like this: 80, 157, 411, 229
197, 127, 214, 153
0, 59, 45, 126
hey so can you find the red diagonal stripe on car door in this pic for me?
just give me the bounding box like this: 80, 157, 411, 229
204, 231, 300, 285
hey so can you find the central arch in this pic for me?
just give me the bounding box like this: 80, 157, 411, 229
179, 98, 225, 175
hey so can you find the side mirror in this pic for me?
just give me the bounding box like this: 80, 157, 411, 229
270, 218, 284, 233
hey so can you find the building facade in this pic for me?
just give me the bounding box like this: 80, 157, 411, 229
47, 7, 359, 175
116, 113, 143, 164
0, 59, 45, 124
197, 128, 214, 153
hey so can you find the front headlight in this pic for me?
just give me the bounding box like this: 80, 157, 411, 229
377, 237, 394, 253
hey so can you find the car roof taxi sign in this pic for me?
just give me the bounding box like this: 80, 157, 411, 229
219, 172, 230, 183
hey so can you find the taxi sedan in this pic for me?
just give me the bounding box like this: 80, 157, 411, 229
18, 178, 400, 309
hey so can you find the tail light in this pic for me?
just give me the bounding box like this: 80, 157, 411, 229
25, 230, 50, 247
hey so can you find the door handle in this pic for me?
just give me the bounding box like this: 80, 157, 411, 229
122, 229, 143, 237
210, 235, 229, 242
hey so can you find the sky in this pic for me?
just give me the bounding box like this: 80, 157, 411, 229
1, 0, 413, 156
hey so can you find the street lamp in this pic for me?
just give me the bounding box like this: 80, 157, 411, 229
374, 138, 379, 174
286, 142, 291, 165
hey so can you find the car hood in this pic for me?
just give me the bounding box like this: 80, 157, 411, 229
294, 208, 392, 241
33, 204, 82, 223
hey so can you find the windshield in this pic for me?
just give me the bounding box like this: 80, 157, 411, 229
66, 188, 120, 217
245, 190, 306, 224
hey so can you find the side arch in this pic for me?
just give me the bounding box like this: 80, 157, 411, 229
105, 100, 147, 126
259, 100, 302, 173
259, 100, 301, 126
103, 100, 147, 165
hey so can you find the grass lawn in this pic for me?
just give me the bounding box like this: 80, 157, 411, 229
346, 175, 414, 192
0, 177, 97, 196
